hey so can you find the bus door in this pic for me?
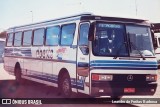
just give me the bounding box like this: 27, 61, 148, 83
77, 22, 90, 94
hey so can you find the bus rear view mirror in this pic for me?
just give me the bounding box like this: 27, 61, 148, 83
151, 30, 158, 49
153, 38, 158, 49
88, 22, 95, 41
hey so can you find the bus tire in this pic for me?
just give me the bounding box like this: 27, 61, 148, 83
111, 96, 122, 100
60, 73, 72, 98
15, 65, 22, 84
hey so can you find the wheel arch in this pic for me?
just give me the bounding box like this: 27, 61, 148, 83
58, 68, 70, 86
14, 62, 21, 75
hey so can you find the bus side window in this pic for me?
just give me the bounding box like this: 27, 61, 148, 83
33, 28, 45, 46
60, 23, 76, 46
14, 32, 22, 46
23, 30, 32, 46
6, 33, 14, 46
45, 26, 60, 46
79, 23, 89, 46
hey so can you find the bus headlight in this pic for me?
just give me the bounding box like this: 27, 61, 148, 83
146, 75, 157, 81
92, 74, 113, 81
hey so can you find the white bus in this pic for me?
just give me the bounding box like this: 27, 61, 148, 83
155, 34, 160, 69
4, 13, 158, 98
0, 38, 5, 62
151, 23, 160, 69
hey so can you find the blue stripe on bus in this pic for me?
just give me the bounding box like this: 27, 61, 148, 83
78, 62, 89, 67
24, 70, 84, 90
27, 75, 58, 83
59, 60, 76, 64
90, 63, 157, 68
90, 60, 157, 65
90, 67, 157, 70
90, 60, 158, 70
5, 48, 32, 57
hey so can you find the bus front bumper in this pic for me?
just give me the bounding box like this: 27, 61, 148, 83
91, 82, 157, 97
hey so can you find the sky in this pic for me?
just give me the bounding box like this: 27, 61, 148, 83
0, 0, 160, 32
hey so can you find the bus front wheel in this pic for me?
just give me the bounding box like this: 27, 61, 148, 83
15, 65, 22, 84
60, 73, 72, 98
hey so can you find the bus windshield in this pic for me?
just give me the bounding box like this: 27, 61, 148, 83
92, 22, 154, 57
126, 25, 154, 57
93, 22, 128, 56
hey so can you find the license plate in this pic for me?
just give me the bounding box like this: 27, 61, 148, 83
124, 88, 135, 93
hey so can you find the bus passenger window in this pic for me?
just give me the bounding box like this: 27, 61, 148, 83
46, 26, 60, 46
33, 28, 45, 46
23, 30, 32, 46
14, 32, 22, 46
60, 24, 76, 46
7, 33, 14, 46
79, 23, 89, 46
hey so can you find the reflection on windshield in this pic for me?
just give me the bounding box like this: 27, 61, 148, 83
93, 23, 128, 56
126, 26, 154, 56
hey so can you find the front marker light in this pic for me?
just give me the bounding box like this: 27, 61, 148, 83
99, 75, 113, 81
92, 74, 113, 81
146, 75, 157, 81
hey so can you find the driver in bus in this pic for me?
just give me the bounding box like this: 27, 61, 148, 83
107, 30, 116, 54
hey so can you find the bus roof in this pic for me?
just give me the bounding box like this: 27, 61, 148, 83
7, 12, 149, 32
9, 12, 92, 29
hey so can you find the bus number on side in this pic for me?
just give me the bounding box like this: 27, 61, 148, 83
36, 49, 53, 59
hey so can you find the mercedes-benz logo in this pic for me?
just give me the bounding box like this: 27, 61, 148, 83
127, 75, 133, 81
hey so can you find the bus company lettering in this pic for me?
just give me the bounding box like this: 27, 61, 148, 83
56, 48, 66, 54
56, 48, 66, 60
36, 49, 53, 59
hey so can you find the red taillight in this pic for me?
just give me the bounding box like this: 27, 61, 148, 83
92, 74, 99, 80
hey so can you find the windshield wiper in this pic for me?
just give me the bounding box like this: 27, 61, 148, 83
128, 33, 146, 60
113, 42, 126, 59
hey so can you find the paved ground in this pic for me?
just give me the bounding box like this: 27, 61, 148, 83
0, 62, 160, 107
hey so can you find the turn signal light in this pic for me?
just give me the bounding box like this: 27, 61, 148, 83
146, 75, 157, 81
92, 74, 113, 81
92, 74, 99, 80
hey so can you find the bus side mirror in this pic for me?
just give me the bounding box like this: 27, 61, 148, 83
153, 38, 158, 49
151, 31, 158, 49
88, 22, 95, 41
154, 38, 158, 49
